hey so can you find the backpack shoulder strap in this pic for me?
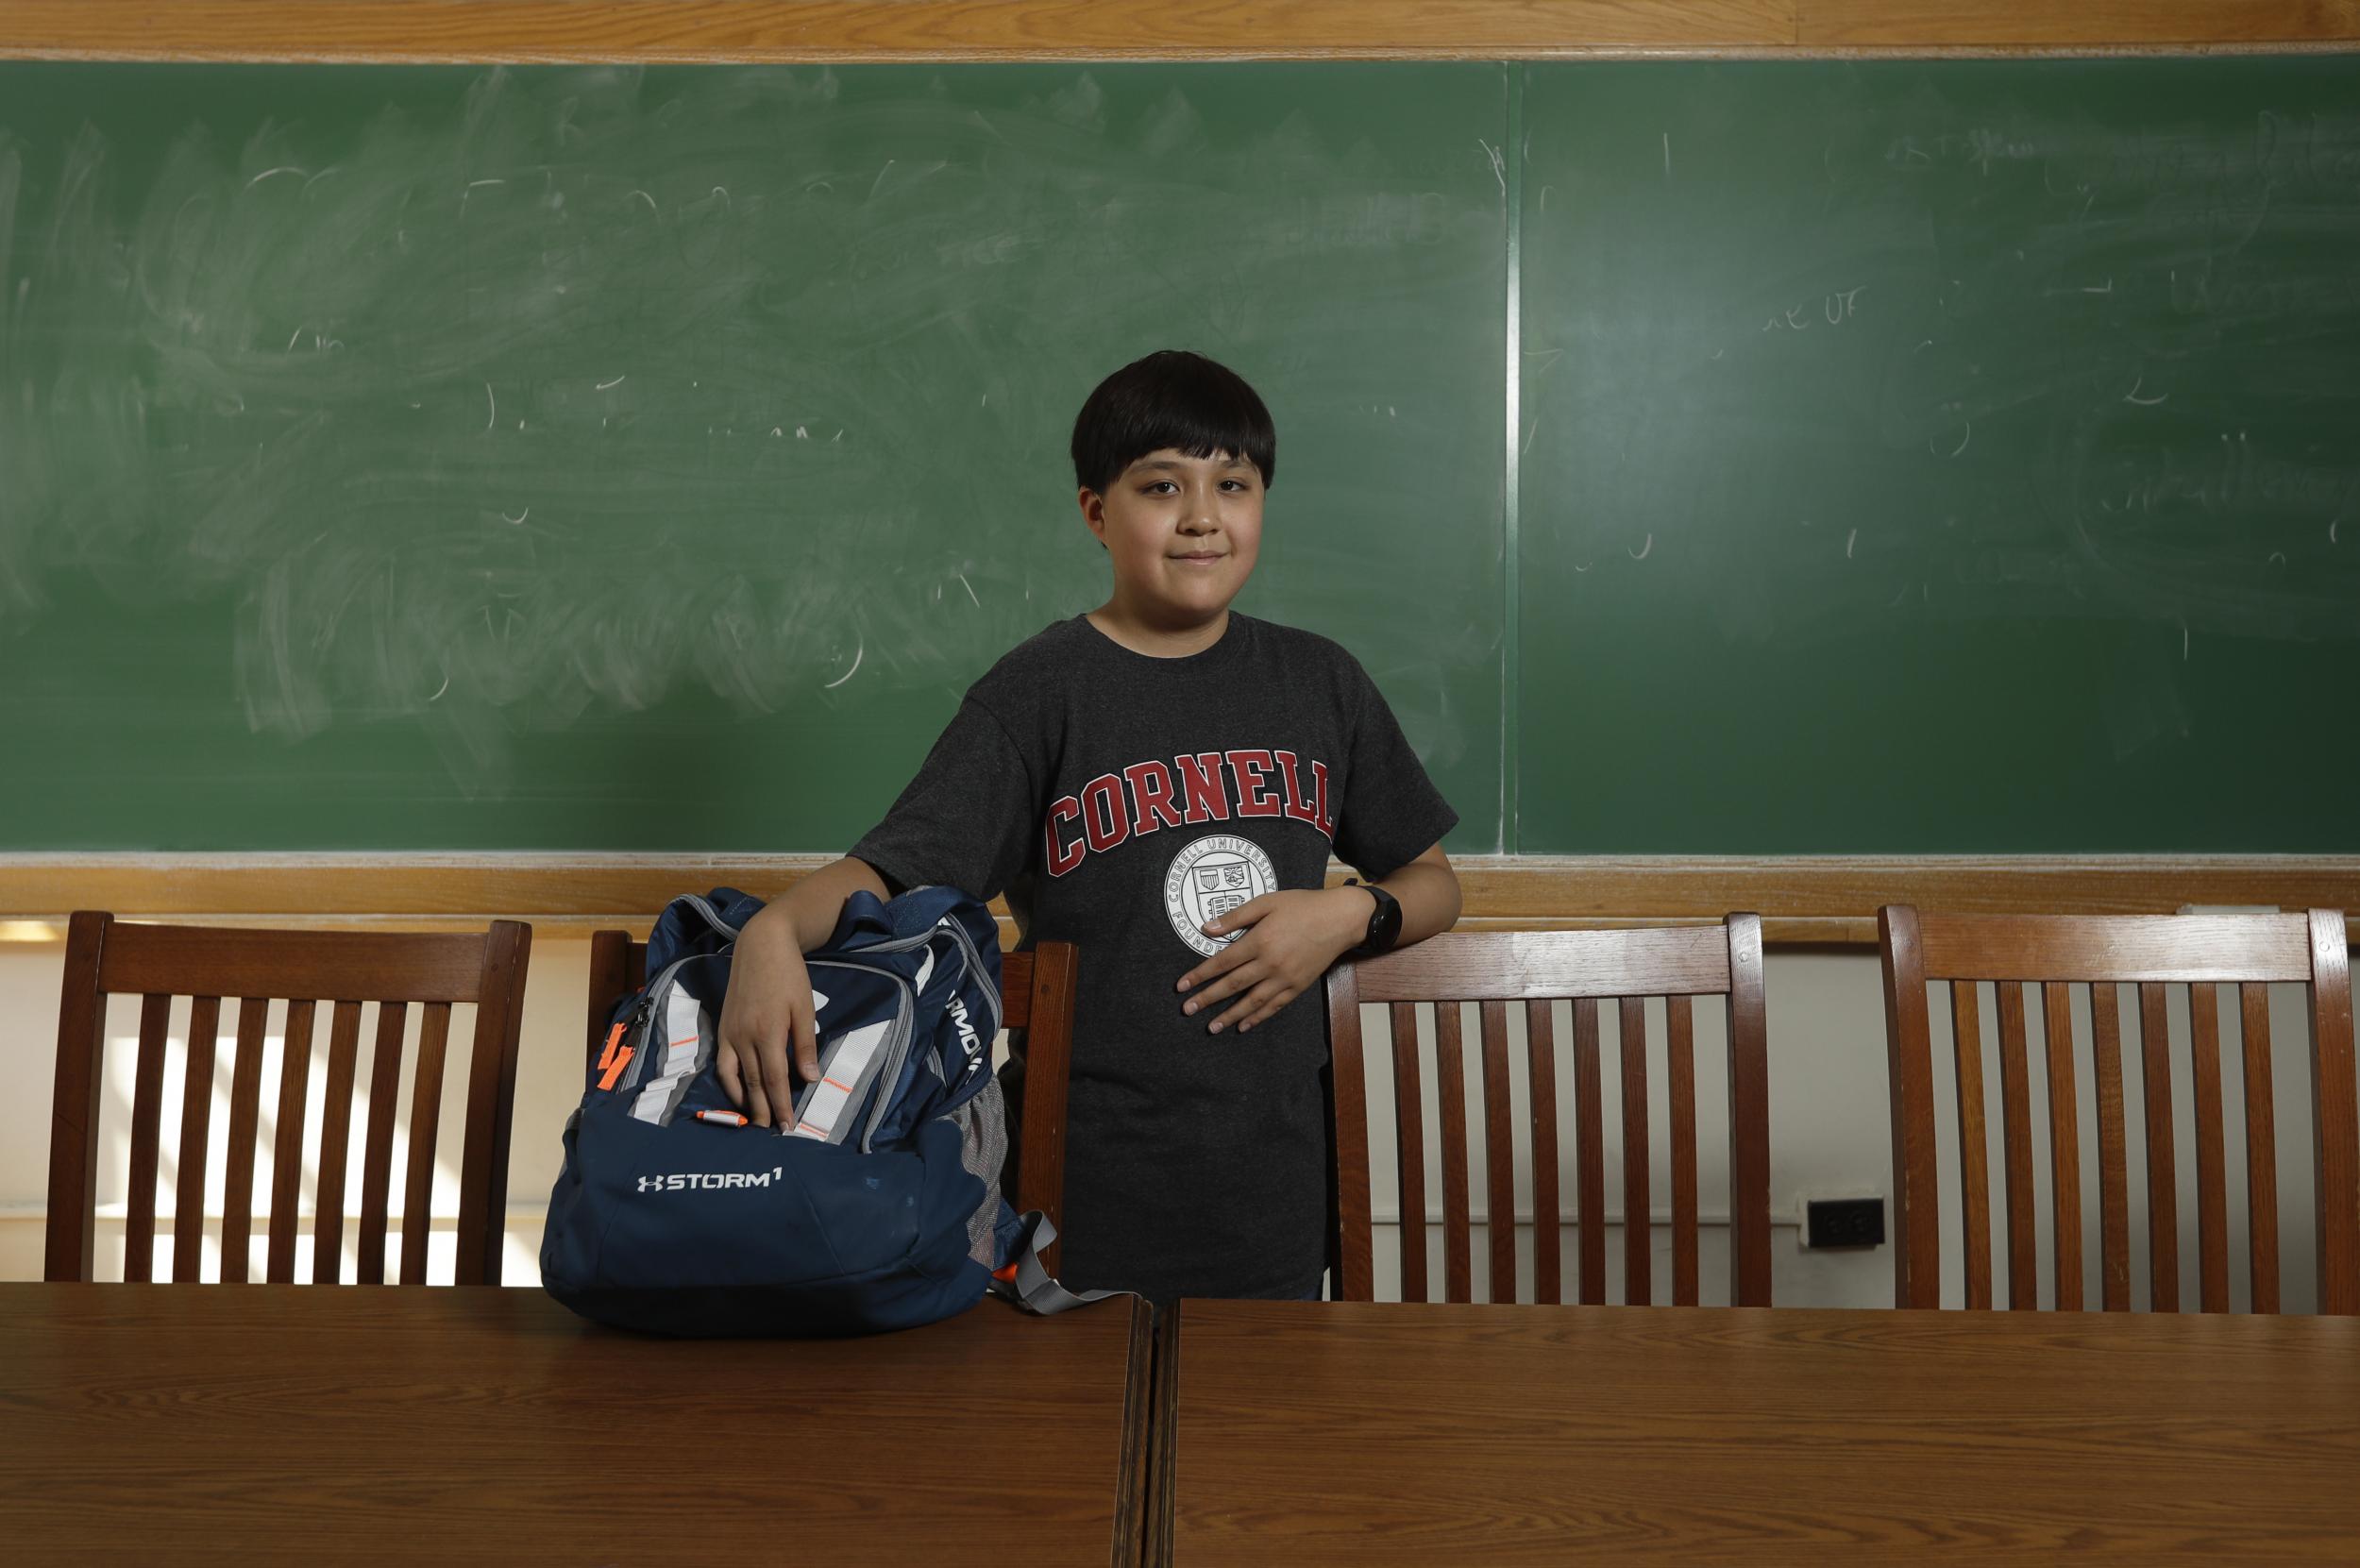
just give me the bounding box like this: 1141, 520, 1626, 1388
988, 1213, 1126, 1316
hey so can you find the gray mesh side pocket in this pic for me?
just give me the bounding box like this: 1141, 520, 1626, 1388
951, 1076, 1010, 1269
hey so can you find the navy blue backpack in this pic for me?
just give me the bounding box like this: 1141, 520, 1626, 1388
540, 885, 1104, 1337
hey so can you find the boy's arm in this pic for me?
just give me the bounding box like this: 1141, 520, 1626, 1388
1176, 841, 1460, 1037
748, 855, 891, 953
1368, 840, 1462, 950
716, 855, 891, 1128
720, 689, 1031, 1123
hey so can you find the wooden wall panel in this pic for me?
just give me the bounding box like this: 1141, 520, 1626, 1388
1796, 0, 2360, 49
3, 2, 1795, 63
6, 0, 2354, 62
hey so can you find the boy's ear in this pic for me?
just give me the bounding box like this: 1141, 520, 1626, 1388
1077, 487, 1108, 549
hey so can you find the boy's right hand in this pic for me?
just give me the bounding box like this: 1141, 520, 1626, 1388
716, 904, 822, 1128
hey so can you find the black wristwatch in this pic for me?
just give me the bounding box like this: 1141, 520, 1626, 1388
1342, 878, 1404, 957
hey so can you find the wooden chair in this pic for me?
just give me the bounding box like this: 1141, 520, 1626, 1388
46, 912, 532, 1286
1879, 905, 2359, 1315
1326, 919, 1773, 1307
588, 932, 1081, 1272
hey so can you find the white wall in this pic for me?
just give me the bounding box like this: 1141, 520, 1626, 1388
0, 935, 2335, 1312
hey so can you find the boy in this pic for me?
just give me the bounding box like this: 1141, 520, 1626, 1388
717, 349, 1461, 1301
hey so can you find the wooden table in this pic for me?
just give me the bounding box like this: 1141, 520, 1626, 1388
1, 1284, 1153, 1566
1161, 1301, 2360, 1564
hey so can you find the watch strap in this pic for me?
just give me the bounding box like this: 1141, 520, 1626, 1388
1342, 878, 1403, 957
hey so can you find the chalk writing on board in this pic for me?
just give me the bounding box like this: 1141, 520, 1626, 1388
0, 65, 1498, 789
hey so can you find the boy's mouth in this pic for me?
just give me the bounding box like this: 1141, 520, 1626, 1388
1172, 551, 1225, 564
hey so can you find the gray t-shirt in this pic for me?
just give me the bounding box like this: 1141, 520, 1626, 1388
850, 612, 1458, 1300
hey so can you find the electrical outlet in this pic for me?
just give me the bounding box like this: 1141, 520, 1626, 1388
1802, 1196, 1886, 1250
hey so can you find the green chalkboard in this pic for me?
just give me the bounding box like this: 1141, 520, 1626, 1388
1517, 58, 2360, 851
4, 58, 2357, 856
0, 62, 1508, 851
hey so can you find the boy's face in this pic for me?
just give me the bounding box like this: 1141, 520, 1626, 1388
1079, 447, 1264, 624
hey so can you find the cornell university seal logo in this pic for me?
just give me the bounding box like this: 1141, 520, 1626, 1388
1164, 834, 1277, 958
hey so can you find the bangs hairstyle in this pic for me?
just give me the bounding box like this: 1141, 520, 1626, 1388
1070, 349, 1277, 496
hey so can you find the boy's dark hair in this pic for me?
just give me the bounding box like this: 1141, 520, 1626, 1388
1070, 349, 1277, 496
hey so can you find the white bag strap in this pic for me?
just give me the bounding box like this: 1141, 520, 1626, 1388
784, 1018, 894, 1143
628, 985, 710, 1125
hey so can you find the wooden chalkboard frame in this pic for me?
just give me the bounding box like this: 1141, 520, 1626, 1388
2, 855, 2355, 946
3, 0, 2357, 65
5, 7, 2356, 927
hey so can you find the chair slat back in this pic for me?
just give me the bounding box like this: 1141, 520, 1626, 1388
2190, 983, 2230, 1312
263, 998, 317, 1282
169, 996, 222, 1282
217, 996, 269, 1280
400, 1003, 456, 1286
1993, 979, 2038, 1309
1432, 997, 1473, 1301
584, 929, 1081, 1273
310, 1000, 364, 1286
1619, 995, 1652, 1303
1390, 1001, 1430, 1300
1878, 905, 2357, 1315
1525, 999, 1559, 1305
2041, 983, 2084, 1310
2090, 981, 2132, 1309
1667, 993, 1698, 1307
1326, 918, 1773, 1307
1573, 997, 1607, 1301
1947, 980, 1993, 1308
121, 992, 171, 1282
2241, 983, 2282, 1312
46, 913, 531, 1287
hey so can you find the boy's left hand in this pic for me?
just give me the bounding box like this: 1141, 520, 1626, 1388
1175, 886, 1373, 1036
